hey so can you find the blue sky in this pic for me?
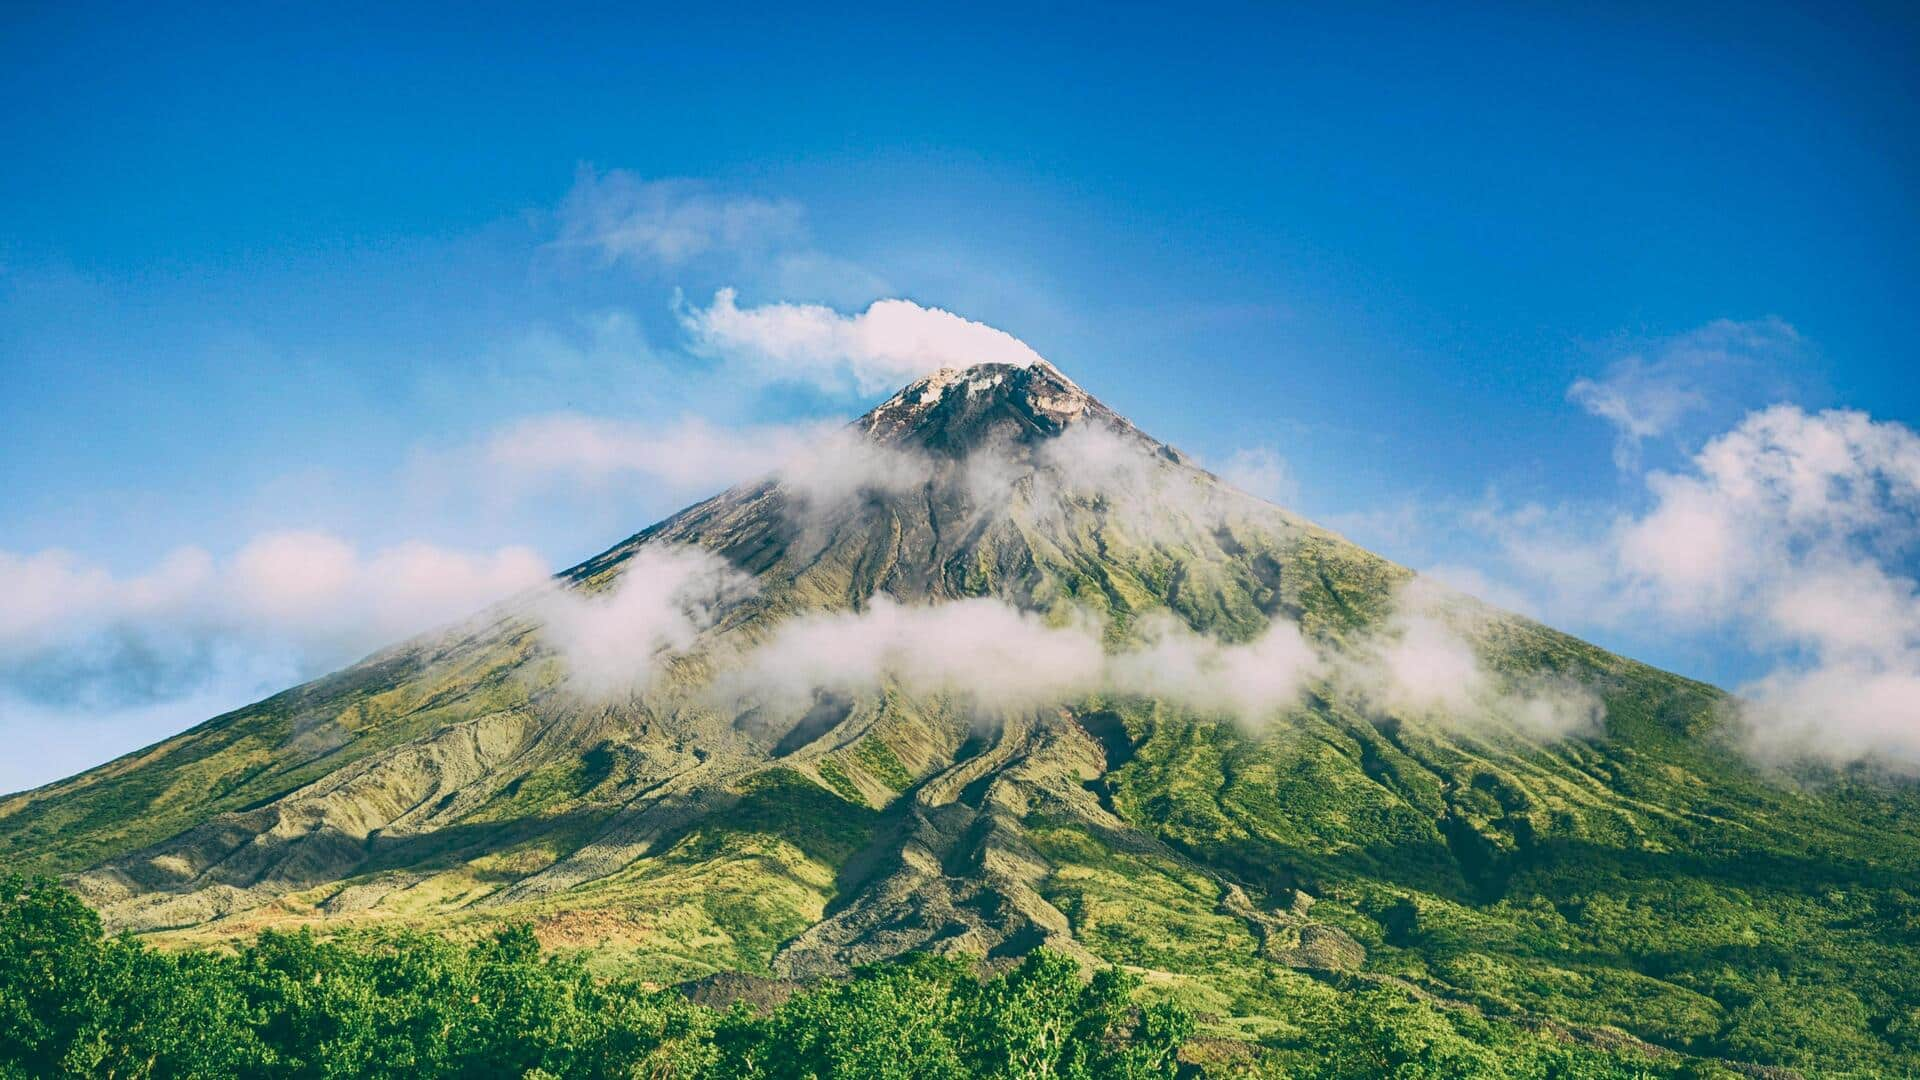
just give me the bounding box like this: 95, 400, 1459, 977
4, 2, 1919, 790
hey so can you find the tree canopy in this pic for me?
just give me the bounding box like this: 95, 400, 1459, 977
0, 875, 1752, 1078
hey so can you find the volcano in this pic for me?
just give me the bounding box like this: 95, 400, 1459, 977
6, 361, 1918, 1072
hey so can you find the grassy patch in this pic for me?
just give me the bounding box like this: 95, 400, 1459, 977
812, 757, 866, 804
853, 736, 915, 792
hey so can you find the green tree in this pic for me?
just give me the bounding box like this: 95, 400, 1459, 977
957, 950, 1191, 1080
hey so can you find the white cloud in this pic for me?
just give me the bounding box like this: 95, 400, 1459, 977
718, 595, 1327, 726
1037, 422, 1157, 493
1446, 500, 1635, 630
774, 429, 936, 507
0, 547, 211, 653
1741, 664, 1920, 766
473, 412, 936, 526
0, 534, 550, 709
485, 413, 835, 493
1217, 446, 1297, 505
710, 579, 1579, 740
535, 545, 754, 698
1370, 606, 1488, 717
552, 168, 803, 269
1617, 405, 1920, 623
1334, 579, 1603, 740
1567, 365, 1703, 450
1422, 402, 1920, 766
713, 596, 1106, 717
1105, 612, 1322, 721
678, 288, 1049, 395
231, 532, 550, 650
1567, 316, 1803, 469
1632, 406, 1920, 766
1415, 563, 1536, 615
1028, 422, 1278, 550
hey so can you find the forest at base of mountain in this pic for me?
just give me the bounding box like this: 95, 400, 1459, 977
3, 874, 1740, 1079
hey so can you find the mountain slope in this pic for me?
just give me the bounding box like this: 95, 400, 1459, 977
5, 361, 1918, 1074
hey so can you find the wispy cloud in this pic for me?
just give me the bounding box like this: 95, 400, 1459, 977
705, 594, 1324, 728
552, 167, 804, 269
0, 534, 549, 714
438, 411, 935, 527
699, 580, 1589, 741
536, 545, 754, 698
544, 168, 894, 309
1338, 578, 1603, 739
1567, 316, 1804, 469
1105, 612, 1323, 721
708, 596, 1107, 717
484, 413, 835, 492
1216, 446, 1297, 505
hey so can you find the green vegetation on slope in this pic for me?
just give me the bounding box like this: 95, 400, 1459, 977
1082, 702, 1920, 1075
0, 626, 542, 876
